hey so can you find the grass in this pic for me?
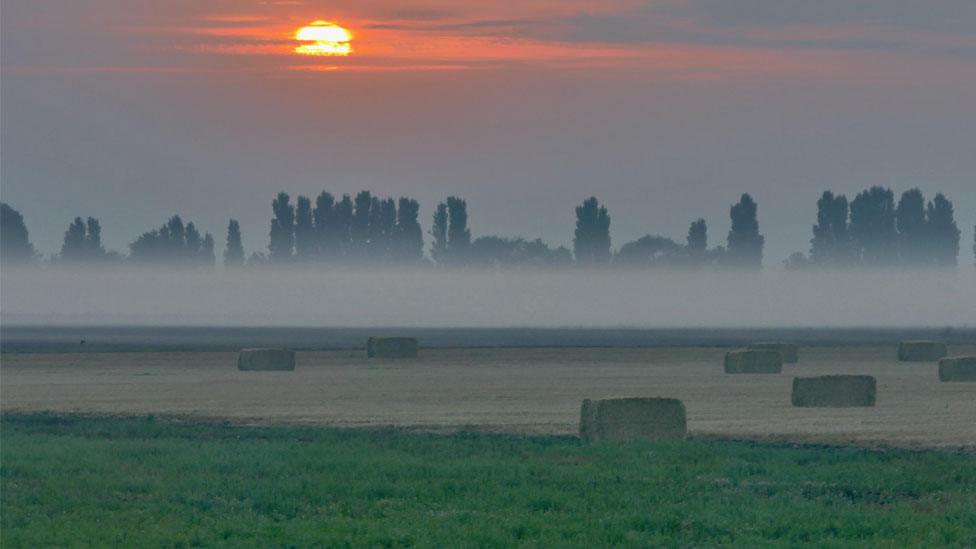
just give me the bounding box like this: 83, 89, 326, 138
2, 413, 976, 547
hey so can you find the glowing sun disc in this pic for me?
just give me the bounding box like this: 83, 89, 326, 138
294, 20, 352, 56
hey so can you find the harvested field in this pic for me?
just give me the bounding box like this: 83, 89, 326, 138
237, 348, 295, 371
748, 342, 799, 363
791, 375, 876, 407
898, 340, 948, 362
2, 345, 975, 448
366, 337, 419, 359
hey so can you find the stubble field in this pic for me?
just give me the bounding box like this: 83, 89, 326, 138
3, 344, 974, 448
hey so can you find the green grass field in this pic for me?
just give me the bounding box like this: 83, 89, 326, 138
3, 413, 976, 547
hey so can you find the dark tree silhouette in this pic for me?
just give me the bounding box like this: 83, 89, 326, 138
86, 218, 104, 257
395, 197, 424, 263
810, 191, 850, 265
351, 191, 372, 260
350, 191, 373, 259
519, 240, 572, 267
686, 218, 707, 261
162, 216, 185, 261
367, 196, 384, 260
0, 203, 35, 263
224, 219, 245, 268
896, 189, 928, 265
334, 194, 354, 257
60, 216, 106, 262
469, 236, 511, 267
726, 194, 764, 268
185, 222, 202, 259
573, 197, 611, 265
849, 186, 896, 266
269, 192, 295, 263
446, 196, 471, 265
926, 193, 960, 266
130, 215, 214, 266
313, 192, 338, 260
362, 196, 397, 261
60, 217, 88, 261
201, 233, 216, 267
378, 198, 397, 260
430, 202, 448, 264
615, 235, 683, 267
294, 195, 315, 260
470, 236, 572, 268
784, 252, 811, 270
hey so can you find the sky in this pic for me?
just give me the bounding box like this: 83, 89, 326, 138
2, 0, 975, 263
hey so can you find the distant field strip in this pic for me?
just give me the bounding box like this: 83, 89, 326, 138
2, 346, 975, 448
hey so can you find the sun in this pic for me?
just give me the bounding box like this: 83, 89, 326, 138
294, 20, 352, 56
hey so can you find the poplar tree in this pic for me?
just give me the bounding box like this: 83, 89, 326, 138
849, 186, 897, 266
224, 219, 245, 268
573, 197, 611, 265
810, 191, 850, 265
395, 197, 424, 263
351, 191, 372, 260
725, 194, 764, 268
60, 217, 88, 261
313, 191, 337, 260
687, 219, 707, 256
926, 193, 960, 266
294, 195, 315, 260
86, 218, 104, 257
334, 194, 354, 258
895, 189, 928, 265
430, 202, 448, 264
269, 192, 295, 263
446, 196, 471, 265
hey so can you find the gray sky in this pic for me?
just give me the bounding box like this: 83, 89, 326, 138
2, 0, 975, 262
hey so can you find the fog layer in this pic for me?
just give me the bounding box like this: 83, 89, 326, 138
1, 268, 973, 328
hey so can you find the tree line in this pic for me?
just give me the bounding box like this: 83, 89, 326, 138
1, 186, 971, 270
786, 187, 963, 268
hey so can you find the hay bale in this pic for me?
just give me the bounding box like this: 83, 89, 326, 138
748, 342, 799, 364
791, 375, 876, 407
366, 337, 418, 359
897, 341, 947, 362
579, 397, 686, 442
938, 356, 976, 382
724, 350, 782, 374
237, 348, 295, 371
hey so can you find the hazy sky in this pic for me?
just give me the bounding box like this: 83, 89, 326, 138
3, 0, 975, 262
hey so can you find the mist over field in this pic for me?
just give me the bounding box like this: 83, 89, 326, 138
2, 266, 973, 328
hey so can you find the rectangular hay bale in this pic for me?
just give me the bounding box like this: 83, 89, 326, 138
580, 397, 686, 442
939, 356, 976, 382
237, 348, 295, 371
366, 337, 419, 359
748, 342, 799, 364
897, 341, 947, 362
724, 350, 782, 374
791, 375, 876, 407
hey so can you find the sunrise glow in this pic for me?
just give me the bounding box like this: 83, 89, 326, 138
294, 20, 352, 56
